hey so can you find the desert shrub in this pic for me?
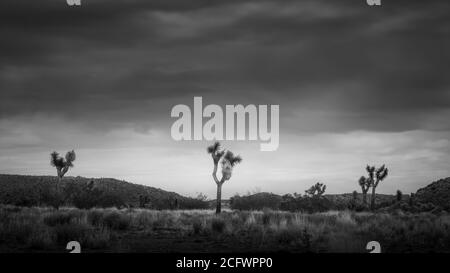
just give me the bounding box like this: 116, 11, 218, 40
1, 187, 40, 207
229, 213, 243, 227
152, 211, 179, 229
40, 184, 65, 209
13, 191, 39, 207
87, 210, 105, 227
44, 211, 75, 226
53, 223, 90, 244
83, 229, 112, 249
64, 181, 125, 209
275, 227, 299, 245
192, 217, 203, 235
261, 209, 287, 226
244, 213, 258, 228
102, 211, 131, 230
132, 210, 158, 229
1, 205, 22, 213
0, 217, 36, 244
354, 204, 367, 212
211, 217, 226, 233
27, 228, 55, 249
70, 188, 103, 209
97, 192, 125, 208
262, 211, 272, 226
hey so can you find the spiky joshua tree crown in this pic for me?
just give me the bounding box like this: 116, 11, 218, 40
305, 182, 326, 197
207, 142, 242, 183
50, 150, 76, 179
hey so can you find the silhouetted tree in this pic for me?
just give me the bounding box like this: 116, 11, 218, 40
293, 192, 302, 199
396, 190, 402, 202
363, 164, 389, 210
352, 190, 358, 202
358, 176, 371, 207
207, 142, 242, 214
50, 150, 76, 182
351, 190, 358, 209
49, 150, 76, 208
305, 182, 326, 198
195, 192, 208, 202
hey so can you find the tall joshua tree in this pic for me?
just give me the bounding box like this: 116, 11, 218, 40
358, 176, 371, 208
50, 150, 76, 187
207, 142, 242, 214
362, 164, 388, 210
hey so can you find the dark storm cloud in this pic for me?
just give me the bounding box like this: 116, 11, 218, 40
0, 0, 449, 133
0, 0, 254, 65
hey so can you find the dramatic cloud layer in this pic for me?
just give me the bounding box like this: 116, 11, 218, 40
0, 0, 449, 197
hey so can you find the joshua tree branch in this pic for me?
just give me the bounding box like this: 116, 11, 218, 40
212, 162, 220, 184
61, 166, 70, 178
56, 167, 63, 178
212, 161, 226, 185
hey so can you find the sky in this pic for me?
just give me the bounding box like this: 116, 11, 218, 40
0, 0, 449, 198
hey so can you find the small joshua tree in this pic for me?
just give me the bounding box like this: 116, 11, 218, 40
51, 150, 76, 179
352, 190, 358, 202
351, 190, 358, 209
396, 190, 402, 202
358, 176, 371, 208
207, 142, 242, 214
50, 150, 76, 186
49, 150, 76, 209
305, 182, 326, 198
363, 164, 388, 210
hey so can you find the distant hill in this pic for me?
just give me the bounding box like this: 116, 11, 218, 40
228, 191, 413, 211
227, 178, 450, 212
229, 192, 283, 210
229, 192, 399, 208
0, 174, 207, 209
415, 177, 450, 210
325, 192, 407, 207
2, 174, 448, 211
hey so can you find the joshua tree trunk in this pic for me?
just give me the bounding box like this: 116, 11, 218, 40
216, 183, 222, 214
57, 176, 61, 191
370, 186, 376, 210
212, 161, 224, 214
211, 159, 226, 214
362, 193, 367, 207
55, 176, 62, 210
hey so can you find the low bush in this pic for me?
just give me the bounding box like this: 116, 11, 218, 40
211, 217, 226, 233
102, 211, 131, 230
53, 223, 91, 244
43, 211, 76, 226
